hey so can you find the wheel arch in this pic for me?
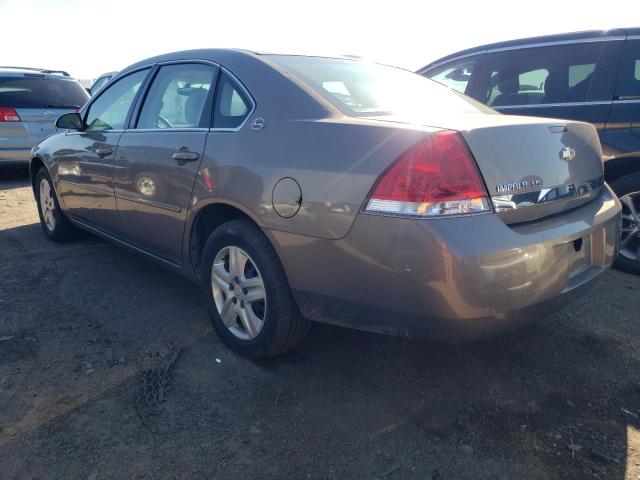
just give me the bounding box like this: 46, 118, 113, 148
188, 201, 278, 281
29, 156, 46, 194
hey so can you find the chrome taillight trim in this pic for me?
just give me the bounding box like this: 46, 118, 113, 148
365, 197, 491, 217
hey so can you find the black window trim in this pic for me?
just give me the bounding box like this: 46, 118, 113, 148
76, 60, 256, 134
128, 60, 220, 132
210, 66, 256, 132
125, 60, 256, 133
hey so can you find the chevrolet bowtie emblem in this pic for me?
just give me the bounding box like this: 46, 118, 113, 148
560, 146, 576, 161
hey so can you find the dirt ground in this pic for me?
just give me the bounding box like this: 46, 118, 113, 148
1, 169, 639, 480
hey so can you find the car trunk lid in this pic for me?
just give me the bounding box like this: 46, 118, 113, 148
460, 118, 604, 224
369, 114, 604, 224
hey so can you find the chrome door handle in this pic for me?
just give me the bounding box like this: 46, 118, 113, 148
96, 147, 112, 156
172, 151, 200, 164
172, 151, 199, 162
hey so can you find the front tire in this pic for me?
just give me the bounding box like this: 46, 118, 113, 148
200, 219, 310, 358
35, 167, 79, 242
611, 173, 640, 275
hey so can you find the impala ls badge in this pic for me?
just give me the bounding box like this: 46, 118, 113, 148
496, 177, 542, 194
560, 146, 576, 161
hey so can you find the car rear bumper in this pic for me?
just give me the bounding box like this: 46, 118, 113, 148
0, 148, 31, 165
269, 184, 621, 340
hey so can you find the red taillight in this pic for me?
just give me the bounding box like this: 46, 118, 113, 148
365, 130, 491, 217
0, 107, 21, 122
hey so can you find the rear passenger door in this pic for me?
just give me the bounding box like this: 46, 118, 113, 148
602, 38, 640, 152
469, 40, 623, 135
113, 62, 218, 264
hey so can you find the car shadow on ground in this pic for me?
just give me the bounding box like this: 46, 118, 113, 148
0, 167, 30, 189
0, 187, 638, 479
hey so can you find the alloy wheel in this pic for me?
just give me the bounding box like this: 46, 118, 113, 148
211, 246, 267, 340
39, 178, 56, 232
620, 191, 640, 262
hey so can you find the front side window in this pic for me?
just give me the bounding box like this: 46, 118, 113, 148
213, 73, 251, 128
479, 42, 609, 107
425, 57, 479, 94
267, 55, 491, 121
137, 64, 217, 129
615, 39, 640, 99
85, 69, 148, 132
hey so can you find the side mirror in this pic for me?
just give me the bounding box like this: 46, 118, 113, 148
55, 112, 83, 130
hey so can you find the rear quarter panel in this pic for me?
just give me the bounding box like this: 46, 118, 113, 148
190, 117, 437, 240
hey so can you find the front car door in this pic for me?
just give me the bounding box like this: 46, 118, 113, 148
57, 69, 150, 231
466, 40, 622, 137
113, 62, 218, 264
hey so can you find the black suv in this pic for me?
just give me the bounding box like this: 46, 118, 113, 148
419, 28, 640, 273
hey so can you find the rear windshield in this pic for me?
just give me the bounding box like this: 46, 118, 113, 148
0, 77, 89, 109
266, 55, 493, 118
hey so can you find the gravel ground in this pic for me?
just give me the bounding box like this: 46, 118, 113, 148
1, 169, 639, 480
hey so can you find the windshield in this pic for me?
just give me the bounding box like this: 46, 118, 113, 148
267, 55, 494, 119
0, 77, 89, 109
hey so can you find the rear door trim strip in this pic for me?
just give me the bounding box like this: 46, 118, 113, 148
115, 191, 182, 213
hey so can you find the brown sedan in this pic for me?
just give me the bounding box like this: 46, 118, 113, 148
30, 49, 621, 357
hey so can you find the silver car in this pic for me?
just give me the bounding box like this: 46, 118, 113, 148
30, 50, 621, 358
88, 71, 117, 96
0, 67, 88, 166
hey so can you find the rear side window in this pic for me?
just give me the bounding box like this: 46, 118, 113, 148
486, 68, 550, 105
85, 69, 148, 132
425, 56, 479, 94
0, 77, 88, 108
615, 39, 640, 99
213, 73, 251, 129
477, 42, 613, 107
137, 63, 217, 129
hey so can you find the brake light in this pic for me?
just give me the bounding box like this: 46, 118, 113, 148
0, 107, 20, 122
365, 130, 491, 217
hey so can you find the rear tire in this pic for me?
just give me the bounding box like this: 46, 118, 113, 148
611, 172, 640, 275
35, 167, 79, 242
200, 218, 310, 358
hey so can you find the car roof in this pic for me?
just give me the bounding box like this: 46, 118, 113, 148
418, 27, 640, 73
111, 48, 369, 122
121, 48, 366, 71
0, 66, 72, 78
